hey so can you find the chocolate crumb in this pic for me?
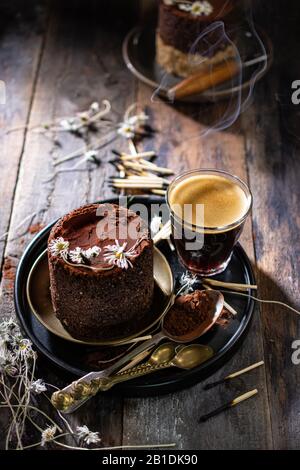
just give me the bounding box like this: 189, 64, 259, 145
164, 290, 216, 337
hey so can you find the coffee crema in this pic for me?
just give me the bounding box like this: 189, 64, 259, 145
169, 174, 250, 229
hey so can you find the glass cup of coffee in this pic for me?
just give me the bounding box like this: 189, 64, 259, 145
166, 169, 252, 276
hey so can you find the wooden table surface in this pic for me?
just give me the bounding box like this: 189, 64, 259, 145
1, 0, 300, 450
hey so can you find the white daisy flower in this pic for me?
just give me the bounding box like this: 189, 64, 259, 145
104, 240, 137, 270
117, 121, 136, 139
83, 246, 101, 259
49, 237, 69, 258
69, 247, 84, 264
60, 118, 79, 132
84, 150, 99, 162
150, 215, 162, 235
30, 379, 47, 394
76, 425, 101, 445
90, 101, 100, 113
13, 338, 35, 359
179, 1, 213, 16
41, 425, 57, 446
199, 0, 213, 15
128, 112, 149, 126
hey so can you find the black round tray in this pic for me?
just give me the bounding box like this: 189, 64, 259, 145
14, 196, 256, 396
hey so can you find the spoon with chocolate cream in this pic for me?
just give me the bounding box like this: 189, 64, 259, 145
51, 290, 224, 414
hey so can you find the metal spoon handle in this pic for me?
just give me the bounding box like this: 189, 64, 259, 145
98, 361, 173, 391
51, 331, 166, 413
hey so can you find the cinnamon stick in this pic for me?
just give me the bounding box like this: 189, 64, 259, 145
168, 59, 240, 100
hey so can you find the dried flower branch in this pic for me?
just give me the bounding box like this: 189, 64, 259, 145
0, 318, 176, 450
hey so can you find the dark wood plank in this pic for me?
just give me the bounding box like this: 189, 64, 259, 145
122, 85, 273, 449
241, 0, 300, 449
0, 1, 47, 281
0, 0, 49, 447
2, 0, 300, 451
0, 1, 138, 448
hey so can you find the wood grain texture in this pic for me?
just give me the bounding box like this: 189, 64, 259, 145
0, 0, 299, 451
0, 0, 137, 448
0, 1, 47, 279
240, 0, 300, 449
121, 86, 272, 449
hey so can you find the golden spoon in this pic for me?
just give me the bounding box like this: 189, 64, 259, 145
97, 344, 214, 392
51, 290, 223, 413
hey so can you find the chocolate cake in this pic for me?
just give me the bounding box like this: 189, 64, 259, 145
156, 0, 236, 77
48, 203, 154, 340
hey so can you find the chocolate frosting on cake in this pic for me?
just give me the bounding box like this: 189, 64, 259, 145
51, 203, 149, 272
48, 203, 154, 340
158, 0, 235, 54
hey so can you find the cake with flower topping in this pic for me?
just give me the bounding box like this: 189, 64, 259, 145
157, 0, 236, 77
48, 203, 153, 340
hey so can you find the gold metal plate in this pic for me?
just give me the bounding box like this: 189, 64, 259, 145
26, 247, 173, 346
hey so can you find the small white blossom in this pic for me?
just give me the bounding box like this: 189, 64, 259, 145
198, 0, 213, 15
76, 425, 101, 445
60, 118, 79, 132
118, 112, 149, 139
84, 246, 101, 259
30, 379, 47, 394
13, 338, 35, 359
150, 215, 162, 235
69, 247, 84, 264
49, 237, 69, 258
178, 1, 213, 16
41, 425, 57, 446
84, 150, 99, 162
128, 112, 149, 126
104, 240, 137, 270
90, 101, 100, 113
117, 121, 136, 139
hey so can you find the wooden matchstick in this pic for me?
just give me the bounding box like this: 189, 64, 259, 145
202, 278, 258, 292
203, 361, 264, 390
199, 389, 258, 423
110, 183, 166, 189
122, 161, 174, 175
151, 189, 166, 196
120, 151, 156, 160
126, 176, 170, 185
153, 221, 172, 244
203, 284, 237, 316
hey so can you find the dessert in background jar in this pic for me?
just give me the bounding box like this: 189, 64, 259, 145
156, 0, 236, 77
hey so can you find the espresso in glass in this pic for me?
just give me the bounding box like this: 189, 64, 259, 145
167, 169, 252, 276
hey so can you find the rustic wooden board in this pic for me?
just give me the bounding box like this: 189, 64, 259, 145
121, 86, 272, 449
0, 1, 47, 280
0, 0, 138, 448
240, 0, 300, 449
0, 0, 300, 451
